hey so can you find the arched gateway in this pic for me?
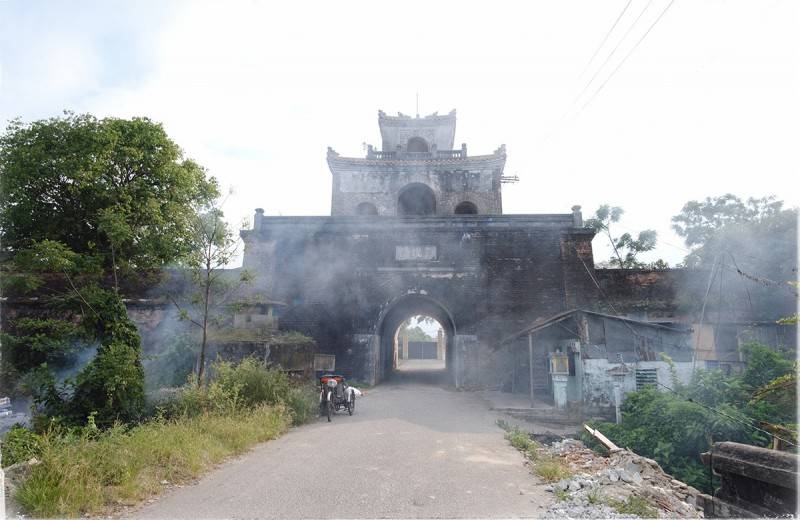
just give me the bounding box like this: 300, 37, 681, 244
376, 293, 456, 381
241, 109, 597, 387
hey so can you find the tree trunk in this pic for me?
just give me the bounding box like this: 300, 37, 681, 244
197, 259, 212, 385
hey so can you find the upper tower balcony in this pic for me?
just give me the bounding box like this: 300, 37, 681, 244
373, 109, 459, 158
365, 143, 468, 160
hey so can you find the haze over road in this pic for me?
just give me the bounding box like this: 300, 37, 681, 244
133, 374, 551, 518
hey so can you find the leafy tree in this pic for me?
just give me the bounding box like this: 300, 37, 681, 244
738, 341, 793, 390
0, 112, 218, 273
399, 316, 436, 342
169, 202, 252, 384
672, 195, 786, 252
750, 364, 797, 415
0, 112, 217, 426
671, 194, 797, 319
402, 325, 434, 342
585, 205, 666, 269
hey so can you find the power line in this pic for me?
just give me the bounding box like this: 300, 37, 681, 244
578, 0, 634, 79
580, 0, 677, 112
573, 0, 653, 108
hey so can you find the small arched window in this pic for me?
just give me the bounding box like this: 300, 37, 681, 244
356, 202, 378, 215
406, 137, 429, 153
454, 201, 478, 215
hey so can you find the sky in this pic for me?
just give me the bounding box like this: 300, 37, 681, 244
1, 0, 797, 268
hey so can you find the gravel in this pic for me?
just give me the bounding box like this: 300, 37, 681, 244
539, 438, 705, 518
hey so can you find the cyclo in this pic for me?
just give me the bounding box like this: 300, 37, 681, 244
319, 374, 355, 422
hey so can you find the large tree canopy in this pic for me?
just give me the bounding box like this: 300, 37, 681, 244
672, 194, 797, 320
0, 112, 219, 427
672, 194, 796, 274
0, 112, 218, 271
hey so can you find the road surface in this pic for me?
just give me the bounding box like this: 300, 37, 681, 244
132, 375, 551, 518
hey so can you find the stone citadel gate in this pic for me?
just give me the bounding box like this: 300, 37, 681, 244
240, 110, 599, 386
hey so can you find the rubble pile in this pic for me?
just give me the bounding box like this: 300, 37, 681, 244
542, 439, 704, 519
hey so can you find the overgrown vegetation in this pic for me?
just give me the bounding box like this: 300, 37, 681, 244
15, 406, 290, 517
0, 112, 218, 427
608, 496, 658, 518
0, 112, 322, 517
499, 422, 573, 483
1, 425, 43, 467
161, 358, 317, 426
8, 358, 318, 517
583, 342, 796, 493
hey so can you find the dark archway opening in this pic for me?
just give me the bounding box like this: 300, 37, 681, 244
378, 294, 455, 384
406, 136, 429, 153
397, 183, 436, 216
355, 202, 378, 215
454, 201, 478, 215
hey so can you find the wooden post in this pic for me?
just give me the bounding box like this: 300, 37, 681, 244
528, 333, 535, 408
511, 344, 517, 394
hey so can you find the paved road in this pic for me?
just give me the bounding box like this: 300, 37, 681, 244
133, 376, 550, 518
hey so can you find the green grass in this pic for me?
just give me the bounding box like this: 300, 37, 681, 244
555, 489, 569, 502
608, 496, 658, 518
14, 405, 291, 517
501, 426, 572, 483
505, 428, 534, 451
534, 457, 572, 483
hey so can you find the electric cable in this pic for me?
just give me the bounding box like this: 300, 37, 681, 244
580, 0, 676, 112
573, 0, 654, 108
578, 0, 634, 80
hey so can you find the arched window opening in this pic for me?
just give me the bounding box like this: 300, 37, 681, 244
355, 202, 378, 215
406, 137, 429, 153
397, 183, 436, 216
454, 201, 478, 215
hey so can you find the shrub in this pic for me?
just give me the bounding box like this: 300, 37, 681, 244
739, 341, 794, 390
2, 425, 43, 467
162, 358, 319, 426
609, 496, 658, 518
24, 288, 146, 429
534, 458, 572, 483
505, 428, 534, 452
285, 386, 319, 426
214, 358, 291, 408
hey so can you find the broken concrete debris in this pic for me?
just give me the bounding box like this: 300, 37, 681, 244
541, 438, 704, 518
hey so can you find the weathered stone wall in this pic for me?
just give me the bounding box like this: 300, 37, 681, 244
240, 213, 597, 384
327, 151, 506, 216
